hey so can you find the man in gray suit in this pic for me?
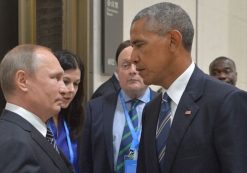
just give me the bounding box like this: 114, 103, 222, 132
0, 44, 74, 173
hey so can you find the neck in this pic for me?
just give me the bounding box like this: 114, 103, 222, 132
52, 114, 59, 128
125, 88, 147, 99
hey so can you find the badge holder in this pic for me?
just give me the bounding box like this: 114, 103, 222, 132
124, 150, 137, 173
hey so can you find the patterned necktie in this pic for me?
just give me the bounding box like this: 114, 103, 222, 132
156, 93, 171, 172
115, 99, 140, 173
46, 127, 60, 154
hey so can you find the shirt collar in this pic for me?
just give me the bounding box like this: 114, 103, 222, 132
164, 62, 195, 105
121, 87, 151, 104
5, 103, 47, 137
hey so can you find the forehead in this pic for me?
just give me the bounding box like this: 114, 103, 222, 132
130, 18, 148, 37
118, 46, 133, 62
35, 49, 63, 72
130, 18, 162, 44
212, 59, 234, 69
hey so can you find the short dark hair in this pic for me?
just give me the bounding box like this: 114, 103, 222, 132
115, 40, 131, 64
132, 2, 194, 52
209, 56, 236, 72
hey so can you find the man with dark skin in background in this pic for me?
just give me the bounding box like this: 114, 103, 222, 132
209, 56, 237, 86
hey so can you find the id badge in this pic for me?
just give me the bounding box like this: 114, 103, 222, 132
124, 159, 137, 173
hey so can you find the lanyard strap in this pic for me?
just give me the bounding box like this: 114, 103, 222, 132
63, 120, 75, 164
119, 91, 141, 151
48, 119, 75, 164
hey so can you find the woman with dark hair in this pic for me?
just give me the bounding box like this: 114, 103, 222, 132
47, 50, 85, 173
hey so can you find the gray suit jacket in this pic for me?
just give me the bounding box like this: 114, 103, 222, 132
0, 110, 74, 173
137, 66, 247, 173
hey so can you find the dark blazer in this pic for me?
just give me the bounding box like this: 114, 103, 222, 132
0, 110, 74, 173
137, 66, 247, 173
91, 74, 120, 99
81, 89, 157, 173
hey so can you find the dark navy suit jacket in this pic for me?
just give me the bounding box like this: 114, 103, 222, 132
91, 74, 120, 99
81, 89, 157, 173
137, 66, 247, 173
0, 110, 74, 173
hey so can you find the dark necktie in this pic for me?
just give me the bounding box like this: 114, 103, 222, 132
156, 93, 171, 172
115, 99, 140, 173
46, 127, 60, 154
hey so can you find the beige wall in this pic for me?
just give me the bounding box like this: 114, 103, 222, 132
92, 0, 247, 92
197, 0, 247, 90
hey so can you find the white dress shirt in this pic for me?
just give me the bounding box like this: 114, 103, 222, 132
113, 88, 152, 165
164, 62, 195, 123
5, 103, 47, 137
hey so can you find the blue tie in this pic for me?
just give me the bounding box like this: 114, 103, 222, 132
115, 99, 140, 173
156, 93, 171, 172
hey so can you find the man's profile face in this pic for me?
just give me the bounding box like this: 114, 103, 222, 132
26, 48, 67, 120
209, 59, 237, 86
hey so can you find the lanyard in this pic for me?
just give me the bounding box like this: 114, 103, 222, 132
119, 91, 140, 152
119, 90, 153, 152
63, 120, 75, 164
48, 119, 75, 164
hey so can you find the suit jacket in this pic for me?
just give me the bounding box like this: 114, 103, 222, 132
91, 74, 120, 99
0, 110, 74, 173
137, 66, 247, 173
81, 89, 157, 173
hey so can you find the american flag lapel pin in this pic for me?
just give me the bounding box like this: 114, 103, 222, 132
184, 109, 192, 116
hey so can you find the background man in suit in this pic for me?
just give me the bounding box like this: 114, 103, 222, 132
80, 40, 156, 173
0, 44, 74, 173
209, 56, 237, 86
90, 40, 130, 99
91, 72, 120, 99
130, 2, 247, 173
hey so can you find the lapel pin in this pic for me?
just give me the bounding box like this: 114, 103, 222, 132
184, 110, 192, 116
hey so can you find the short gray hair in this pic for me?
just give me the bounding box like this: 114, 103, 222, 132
0, 44, 47, 96
132, 2, 194, 52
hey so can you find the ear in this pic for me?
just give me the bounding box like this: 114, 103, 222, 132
15, 70, 28, 92
116, 66, 119, 74
168, 30, 183, 52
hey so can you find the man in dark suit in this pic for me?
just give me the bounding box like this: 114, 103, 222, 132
91, 73, 120, 99
80, 40, 157, 173
90, 40, 132, 99
130, 2, 247, 173
0, 44, 74, 173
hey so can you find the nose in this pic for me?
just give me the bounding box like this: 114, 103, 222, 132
217, 72, 227, 80
129, 63, 137, 75
131, 50, 138, 65
67, 83, 76, 93
59, 81, 68, 94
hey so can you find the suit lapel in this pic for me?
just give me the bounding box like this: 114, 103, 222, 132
144, 94, 163, 173
163, 92, 199, 172
103, 93, 119, 172
164, 66, 205, 172
31, 130, 73, 173
1, 111, 73, 173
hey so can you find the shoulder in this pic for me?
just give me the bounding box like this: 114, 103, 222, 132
87, 92, 119, 109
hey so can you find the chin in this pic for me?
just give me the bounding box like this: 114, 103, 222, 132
61, 103, 69, 109
143, 79, 152, 85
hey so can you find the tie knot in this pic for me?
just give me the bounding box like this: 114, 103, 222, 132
46, 127, 54, 140
130, 99, 140, 109
162, 93, 170, 103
